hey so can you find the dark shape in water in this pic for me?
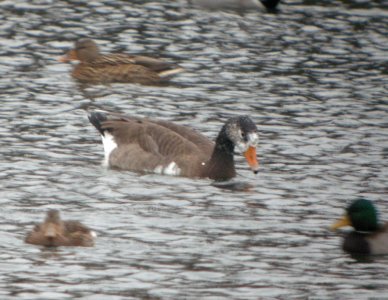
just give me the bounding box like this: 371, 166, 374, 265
58, 39, 184, 85
88, 110, 260, 181
331, 198, 388, 255
25, 210, 95, 247
189, 0, 280, 11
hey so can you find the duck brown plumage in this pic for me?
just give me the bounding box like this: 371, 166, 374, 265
58, 39, 184, 85
25, 210, 95, 247
88, 111, 260, 181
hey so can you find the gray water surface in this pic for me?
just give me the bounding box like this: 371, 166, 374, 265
1, 0, 388, 299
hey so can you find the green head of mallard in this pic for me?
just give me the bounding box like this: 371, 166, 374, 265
331, 198, 379, 232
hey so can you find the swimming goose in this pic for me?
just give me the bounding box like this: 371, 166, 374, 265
58, 39, 184, 85
25, 210, 95, 247
331, 199, 388, 255
88, 111, 259, 181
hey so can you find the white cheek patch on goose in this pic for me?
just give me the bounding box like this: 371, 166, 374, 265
247, 133, 259, 146
236, 133, 259, 153
101, 132, 117, 166
236, 142, 249, 153
153, 162, 181, 176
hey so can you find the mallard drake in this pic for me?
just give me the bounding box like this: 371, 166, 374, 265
88, 111, 260, 181
58, 39, 184, 85
331, 199, 388, 255
25, 210, 96, 247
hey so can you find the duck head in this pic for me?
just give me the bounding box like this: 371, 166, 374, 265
43, 210, 65, 245
58, 39, 100, 63
331, 198, 379, 232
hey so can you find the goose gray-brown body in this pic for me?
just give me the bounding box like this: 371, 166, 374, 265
88, 111, 260, 181
25, 210, 95, 247
58, 39, 184, 85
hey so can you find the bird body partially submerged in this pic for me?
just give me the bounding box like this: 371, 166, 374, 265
190, 0, 280, 10
58, 39, 184, 85
331, 199, 388, 255
25, 210, 95, 247
88, 111, 259, 181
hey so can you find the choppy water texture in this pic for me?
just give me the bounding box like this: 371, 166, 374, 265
1, 0, 388, 299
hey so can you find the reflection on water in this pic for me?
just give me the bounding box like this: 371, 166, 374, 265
1, 0, 388, 299
212, 180, 255, 192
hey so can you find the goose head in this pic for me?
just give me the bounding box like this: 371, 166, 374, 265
217, 116, 259, 174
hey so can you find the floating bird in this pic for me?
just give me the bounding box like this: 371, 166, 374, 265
331, 198, 388, 255
25, 210, 96, 247
189, 0, 280, 11
58, 39, 184, 85
88, 111, 259, 181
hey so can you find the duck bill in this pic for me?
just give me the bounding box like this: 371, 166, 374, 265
330, 215, 351, 231
44, 224, 57, 238
244, 146, 259, 174
57, 49, 78, 63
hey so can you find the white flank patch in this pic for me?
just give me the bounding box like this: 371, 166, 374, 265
164, 162, 181, 175
101, 132, 117, 166
154, 162, 181, 176
90, 231, 97, 238
154, 165, 163, 174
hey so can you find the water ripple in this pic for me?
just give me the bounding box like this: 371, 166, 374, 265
0, 0, 387, 299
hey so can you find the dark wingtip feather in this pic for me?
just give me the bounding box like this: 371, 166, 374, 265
260, 0, 280, 10
88, 111, 107, 135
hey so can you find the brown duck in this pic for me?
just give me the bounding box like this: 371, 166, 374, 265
25, 210, 96, 247
88, 111, 260, 181
58, 39, 184, 85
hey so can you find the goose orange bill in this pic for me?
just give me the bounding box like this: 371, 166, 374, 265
57, 49, 78, 63
330, 215, 351, 231
244, 146, 259, 174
